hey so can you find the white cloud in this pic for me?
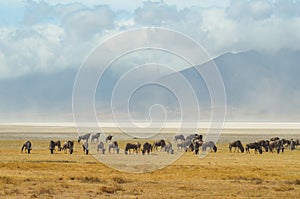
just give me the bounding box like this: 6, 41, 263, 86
1, 0, 300, 79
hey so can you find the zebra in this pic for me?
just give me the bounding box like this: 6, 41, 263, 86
78, 133, 91, 143
21, 141, 32, 154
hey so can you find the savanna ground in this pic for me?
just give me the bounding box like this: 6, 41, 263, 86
0, 128, 299, 198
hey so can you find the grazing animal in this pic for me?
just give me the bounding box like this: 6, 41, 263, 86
177, 139, 192, 152
186, 134, 198, 141
174, 134, 185, 142
257, 140, 269, 152
62, 140, 74, 154
164, 141, 174, 154
202, 141, 217, 153
295, 139, 300, 148
106, 135, 113, 143
78, 133, 91, 143
49, 140, 62, 154
125, 142, 141, 155
246, 142, 262, 154
21, 141, 32, 154
82, 141, 89, 155
229, 140, 244, 153
153, 140, 166, 151
290, 139, 296, 151
91, 133, 101, 143
193, 140, 203, 154
108, 141, 119, 154
142, 142, 152, 155
97, 141, 105, 154
269, 140, 284, 154
270, 137, 280, 141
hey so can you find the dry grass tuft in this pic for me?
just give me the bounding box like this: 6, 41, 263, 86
100, 184, 124, 194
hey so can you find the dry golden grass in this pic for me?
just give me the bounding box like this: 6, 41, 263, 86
0, 140, 299, 198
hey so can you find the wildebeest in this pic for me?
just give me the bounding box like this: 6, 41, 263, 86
164, 141, 174, 154
270, 137, 280, 141
91, 133, 101, 143
257, 140, 269, 152
174, 134, 185, 142
106, 135, 113, 143
97, 141, 105, 154
289, 139, 296, 150
108, 141, 119, 154
78, 133, 91, 143
21, 141, 32, 154
202, 141, 217, 153
229, 140, 244, 153
125, 142, 141, 155
142, 142, 152, 155
153, 140, 166, 151
177, 139, 192, 152
269, 140, 284, 154
49, 140, 62, 154
193, 140, 203, 154
82, 141, 89, 155
186, 134, 199, 141
62, 140, 74, 154
246, 142, 262, 154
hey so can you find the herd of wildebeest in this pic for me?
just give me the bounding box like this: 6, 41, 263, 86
20, 133, 299, 156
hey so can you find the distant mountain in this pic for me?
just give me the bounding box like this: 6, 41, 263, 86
1, 49, 300, 122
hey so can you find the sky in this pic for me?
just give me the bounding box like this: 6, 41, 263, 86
0, 0, 300, 123
1, 0, 300, 79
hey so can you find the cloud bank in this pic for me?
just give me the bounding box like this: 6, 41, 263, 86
1, 0, 300, 79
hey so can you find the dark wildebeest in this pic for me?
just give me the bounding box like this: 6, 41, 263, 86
21, 141, 32, 154
49, 140, 62, 154
91, 133, 101, 143
270, 137, 280, 141
257, 140, 269, 152
164, 141, 174, 154
142, 142, 152, 155
97, 141, 105, 154
295, 139, 300, 148
229, 140, 244, 153
78, 133, 91, 143
62, 140, 74, 154
246, 142, 262, 154
269, 140, 284, 154
82, 141, 89, 155
108, 141, 119, 154
193, 139, 203, 154
202, 141, 217, 153
124, 142, 141, 155
153, 140, 166, 151
174, 134, 185, 142
290, 139, 296, 151
106, 135, 113, 143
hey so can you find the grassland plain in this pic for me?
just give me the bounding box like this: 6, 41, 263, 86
0, 138, 299, 199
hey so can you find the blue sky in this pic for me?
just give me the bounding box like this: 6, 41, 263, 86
1, 0, 300, 79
